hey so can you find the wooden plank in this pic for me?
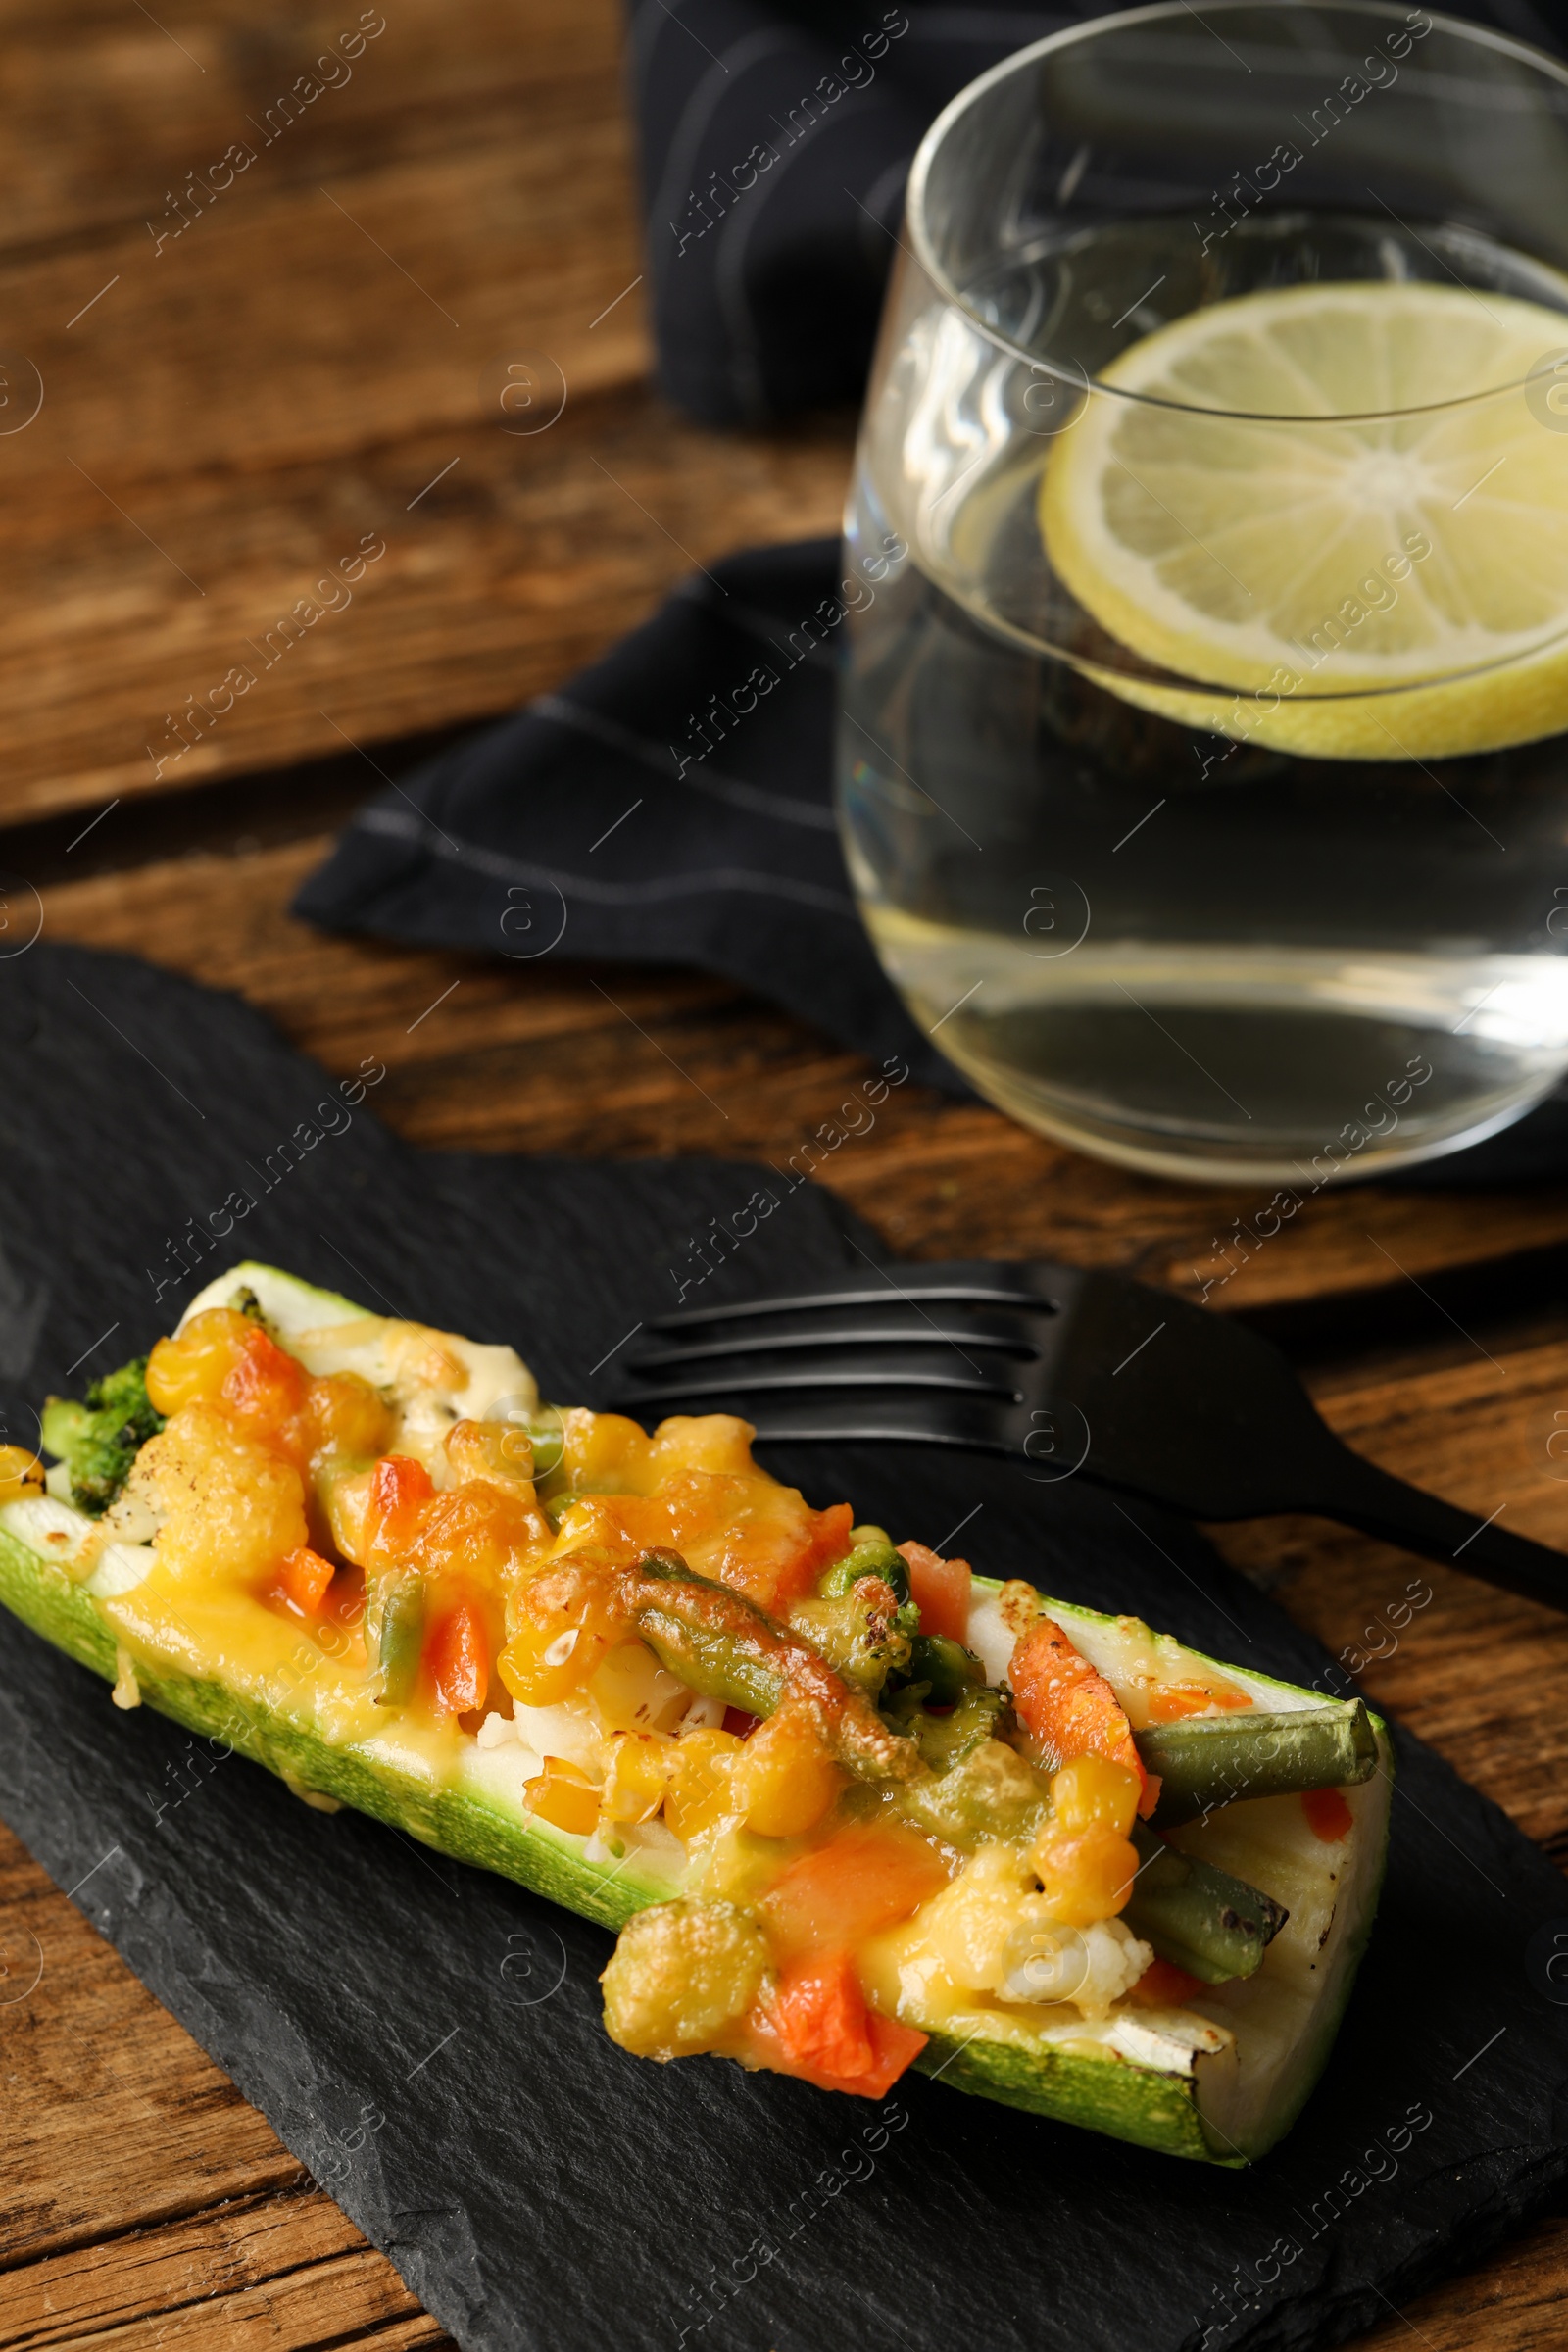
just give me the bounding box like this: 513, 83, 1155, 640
0, 1819, 450, 2344
0, 387, 850, 822
0, 3, 618, 260
0, 0, 848, 826
0, 2172, 448, 2351
1356, 2218, 1568, 2352
1207, 1337, 1568, 1856
33, 835, 1568, 1312
0, 1828, 302, 2265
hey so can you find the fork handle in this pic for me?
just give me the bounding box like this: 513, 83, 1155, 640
1305, 1437, 1568, 1614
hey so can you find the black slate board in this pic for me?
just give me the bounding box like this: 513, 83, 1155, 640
1, 941, 1566, 2352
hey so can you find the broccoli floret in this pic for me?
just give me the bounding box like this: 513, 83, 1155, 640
41, 1354, 165, 1516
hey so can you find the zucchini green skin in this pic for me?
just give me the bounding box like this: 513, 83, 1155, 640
0, 1527, 663, 1933
917, 2028, 1220, 2161
0, 1258, 1390, 2164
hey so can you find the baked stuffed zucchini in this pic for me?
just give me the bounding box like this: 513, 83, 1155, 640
0, 1262, 1389, 2163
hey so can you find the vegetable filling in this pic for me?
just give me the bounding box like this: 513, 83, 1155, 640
0, 1266, 1389, 2157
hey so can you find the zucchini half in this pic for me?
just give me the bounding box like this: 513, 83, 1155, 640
0, 1263, 1391, 2164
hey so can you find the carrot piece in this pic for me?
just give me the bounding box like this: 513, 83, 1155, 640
898, 1541, 972, 1642
366, 1454, 434, 1556
773, 1953, 870, 2075
426, 1600, 489, 1716
761, 1821, 950, 1960
1010, 1615, 1159, 1819
1301, 1786, 1354, 1842
278, 1545, 335, 1615
221, 1326, 308, 1426
761, 1952, 927, 2096
1142, 1680, 1252, 1724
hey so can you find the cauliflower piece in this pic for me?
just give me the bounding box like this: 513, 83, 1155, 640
600, 1898, 767, 2058
131, 1402, 307, 1586
907, 1843, 1153, 2019
1002, 1916, 1152, 2016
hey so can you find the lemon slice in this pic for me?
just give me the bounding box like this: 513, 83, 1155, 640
1039, 280, 1568, 760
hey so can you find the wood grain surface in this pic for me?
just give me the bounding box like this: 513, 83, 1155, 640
1, 3, 1566, 2349
0, 0, 848, 822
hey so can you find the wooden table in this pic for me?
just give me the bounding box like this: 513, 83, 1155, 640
2, 5, 1567, 2345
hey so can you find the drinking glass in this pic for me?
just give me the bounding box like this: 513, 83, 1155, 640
838, 1, 1568, 1182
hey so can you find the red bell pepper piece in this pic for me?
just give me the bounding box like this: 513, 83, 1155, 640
426, 1599, 489, 1716
366, 1454, 434, 1558
760, 1951, 927, 2097
1133, 1956, 1206, 2007
1301, 1786, 1354, 1842
761, 1821, 950, 1959
898, 1541, 972, 1643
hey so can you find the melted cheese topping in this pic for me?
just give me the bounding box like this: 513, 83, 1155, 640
9, 1267, 1386, 2127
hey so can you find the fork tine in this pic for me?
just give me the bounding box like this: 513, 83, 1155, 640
744, 1399, 1009, 1451
631, 1326, 1038, 1370
612, 1366, 1024, 1405
647, 1279, 1057, 1331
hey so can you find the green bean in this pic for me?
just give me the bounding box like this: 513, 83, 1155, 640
819, 1530, 910, 1605
903, 1633, 984, 1708
629, 1550, 921, 1785
638, 1605, 785, 1720
375, 1575, 425, 1706
901, 1683, 1006, 1773
1135, 1701, 1377, 1827
1124, 1823, 1289, 1984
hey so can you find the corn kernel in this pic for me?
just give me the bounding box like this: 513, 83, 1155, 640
1031, 1820, 1137, 1929
587, 1638, 690, 1735
145, 1309, 252, 1415
602, 1730, 673, 1825
523, 1756, 600, 1836
729, 1707, 844, 1839
0, 1443, 43, 1503
1051, 1753, 1141, 1838
498, 1618, 610, 1708
307, 1372, 393, 1464
663, 1728, 743, 1840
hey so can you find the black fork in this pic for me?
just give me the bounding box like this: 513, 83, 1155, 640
606, 1257, 1568, 1616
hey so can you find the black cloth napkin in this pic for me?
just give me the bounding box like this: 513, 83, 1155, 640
294, 537, 964, 1094
621, 0, 1568, 428
297, 536, 1568, 1179
2, 940, 1568, 2352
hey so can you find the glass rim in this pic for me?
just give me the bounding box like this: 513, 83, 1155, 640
904, 0, 1568, 425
